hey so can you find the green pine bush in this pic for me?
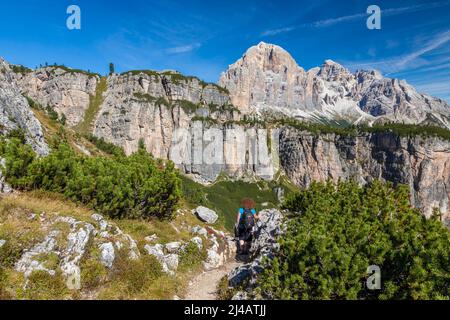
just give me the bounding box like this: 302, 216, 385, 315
258, 180, 450, 300
0, 138, 181, 220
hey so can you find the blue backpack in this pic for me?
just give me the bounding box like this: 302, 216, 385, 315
240, 208, 255, 230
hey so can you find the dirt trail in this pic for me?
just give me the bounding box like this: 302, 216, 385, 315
184, 260, 242, 300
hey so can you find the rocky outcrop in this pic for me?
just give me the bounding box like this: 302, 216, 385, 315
220, 42, 450, 128
0, 58, 48, 155
278, 128, 450, 224
0, 158, 12, 194
143, 224, 235, 274
14, 212, 140, 282
15, 66, 99, 127
227, 209, 284, 292
93, 71, 232, 156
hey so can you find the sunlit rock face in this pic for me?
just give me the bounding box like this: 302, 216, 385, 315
0, 58, 48, 155
3, 40, 449, 221
278, 128, 450, 224
92, 71, 275, 182
15, 66, 100, 127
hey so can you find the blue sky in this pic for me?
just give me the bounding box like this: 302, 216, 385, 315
0, 0, 449, 101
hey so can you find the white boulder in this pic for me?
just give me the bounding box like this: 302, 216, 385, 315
190, 237, 203, 250
165, 242, 182, 254
99, 242, 115, 268
192, 206, 218, 224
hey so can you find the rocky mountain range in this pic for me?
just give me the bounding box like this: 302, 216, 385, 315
220, 42, 450, 128
0, 42, 449, 224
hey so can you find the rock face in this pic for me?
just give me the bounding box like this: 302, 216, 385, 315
94, 71, 231, 157
220, 42, 450, 128
15, 66, 99, 127
0, 58, 48, 155
93, 71, 276, 182
278, 128, 450, 224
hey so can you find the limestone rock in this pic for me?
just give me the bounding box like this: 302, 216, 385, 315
0, 158, 12, 194
191, 225, 208, 237
165, 242, 182, 254
228, 209, 284, 290
278, 129, 450, 223
163, 254, 179, 272
59, 221, 95, 278
193, 206, 218, 224
15, 231, 60, 277
232, 292, 248, 300
91, 213, 108, 231
144, 244, 164, 259
145, 234, 158, 243
99, 242, 115, 268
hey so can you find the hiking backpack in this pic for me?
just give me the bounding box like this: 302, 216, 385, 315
240, 208, 255, 230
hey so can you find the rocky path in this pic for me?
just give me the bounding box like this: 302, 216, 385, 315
184, 259, 242, 300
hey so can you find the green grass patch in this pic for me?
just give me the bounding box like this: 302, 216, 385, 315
11, 64, 32, 75
74, 77, 107, 134
49, 65, 100, 78
181, 176, 289, 231
121, 70, 161, 77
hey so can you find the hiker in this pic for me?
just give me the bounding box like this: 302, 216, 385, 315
235, 198, 258, 255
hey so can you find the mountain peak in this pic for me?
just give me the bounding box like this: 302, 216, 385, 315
219, 42, 305, 113
244, 42, 294, 61
318, 59, 352, 80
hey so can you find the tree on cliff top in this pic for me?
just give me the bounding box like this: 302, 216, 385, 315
258, 180, 450, 300
109, 63, 115, 75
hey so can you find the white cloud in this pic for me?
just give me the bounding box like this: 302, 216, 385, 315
261, 27, 295, 37
166, 43, 201, 54
397, 31, 450, 68
415, 79, 450, 102
260, 1, 450, 37
343, 30, 450, 74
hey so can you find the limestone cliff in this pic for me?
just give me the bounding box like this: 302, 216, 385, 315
0, 58, 48, 155
93, 71, 276, 182
278, 128, 450, 224
15, 66, 99, 127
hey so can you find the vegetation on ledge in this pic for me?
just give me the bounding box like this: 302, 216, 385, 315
11, 64, 32, 75
48, 65, 101, 78
274, 118, 450, 141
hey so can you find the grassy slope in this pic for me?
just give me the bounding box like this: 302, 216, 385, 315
73, 77, 107, 135
0, 191, 215, 300
30, 99, 112, 157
